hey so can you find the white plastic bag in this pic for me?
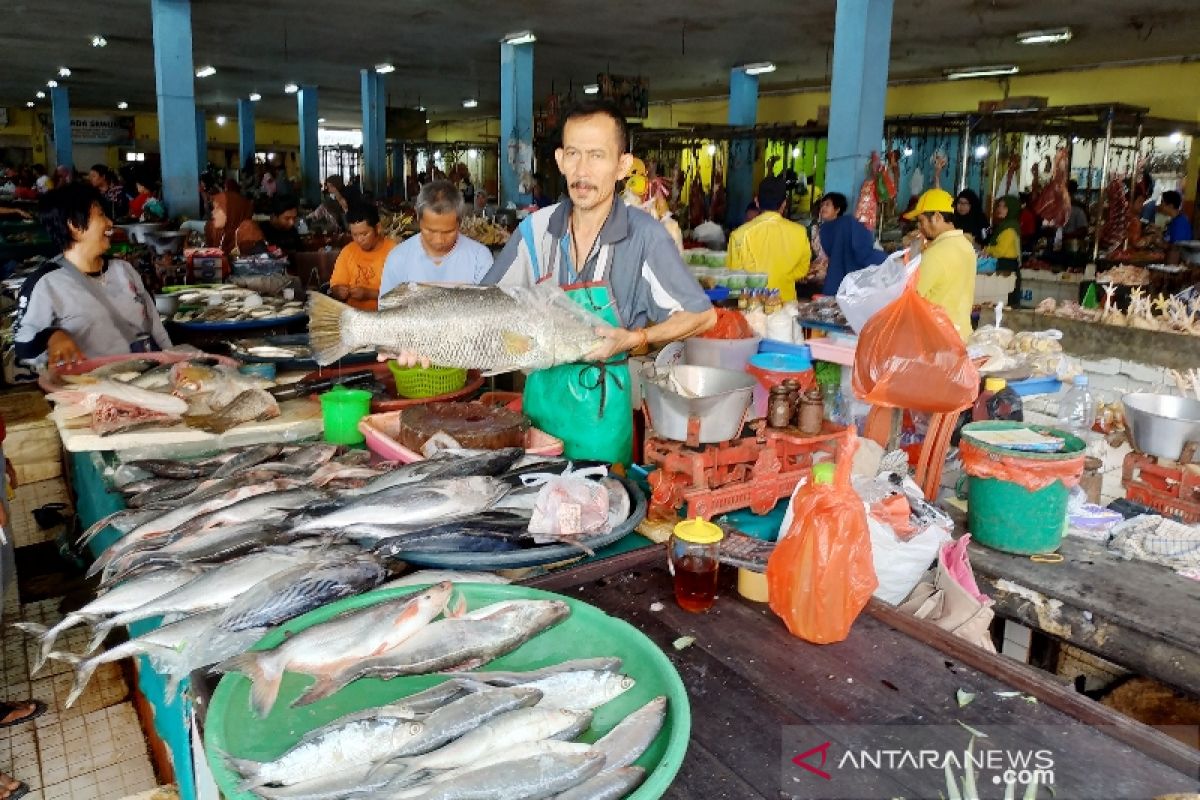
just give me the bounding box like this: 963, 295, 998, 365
869, 512, 952, 604
835, 247, 920, 333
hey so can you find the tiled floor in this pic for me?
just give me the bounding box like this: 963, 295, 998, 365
3, 478, 162, 800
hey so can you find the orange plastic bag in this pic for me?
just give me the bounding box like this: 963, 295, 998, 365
698, 308, 754, 340
852, 277, 979, 413
960, 439, 1085, 492
767, 432, 878, 644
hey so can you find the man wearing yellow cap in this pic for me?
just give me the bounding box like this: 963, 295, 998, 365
903, 189, 976, 340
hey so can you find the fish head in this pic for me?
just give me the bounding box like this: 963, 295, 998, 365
388, 719, 424, 747
395, 580, 454, 625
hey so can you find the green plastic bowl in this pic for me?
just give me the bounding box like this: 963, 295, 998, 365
204, 583, 691, 800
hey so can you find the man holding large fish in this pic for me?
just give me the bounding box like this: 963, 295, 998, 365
310, 99, 714, 464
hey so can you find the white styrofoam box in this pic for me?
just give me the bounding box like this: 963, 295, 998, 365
1079, 358, 1122, 376
974, 273, 1017, 307
1019, 273, 1084, 309
1120, 361, 1166, 386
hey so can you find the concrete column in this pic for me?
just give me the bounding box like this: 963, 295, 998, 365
824, 0, 894, 197
726, 69, 759, 229
238, 98, 256, 173
499, 40, 533, 208
298, 85, 320, 206
390, 143, 404, 198
195, 108, 207, 174
50, 86, 72, 170
150, 0, 201, 217
361, 70, 386, 198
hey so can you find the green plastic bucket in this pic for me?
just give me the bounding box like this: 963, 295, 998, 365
961, 421, 1086, 555
319, 385, 373, 444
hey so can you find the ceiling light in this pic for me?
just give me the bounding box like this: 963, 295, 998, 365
35, 91, 45, 99
974, 144, 989, 159
1170, 131, 1184, 143
467, 148, 478, 158
791, 146, 800, 158
375, 63, 395, 74
706, 143, 717, 155
583, 84, 599, 95
740, 62, 776, 75
1017, 27, 1072, 45
117, 101, 128, 110
58, 67, 72, 77
462, 99, 478, 109
425, 119, 430, 124
47, 80, 58, 88
195, 65, 216, 78
248, 92, 262, 102
1072, 136, 1080, 143
284, 83, 299, 94
126, 152, 138, 162
91, 35, 107, 47
433, 151, 442, 161
417, 105, 426, 111
902, 146, 914, 157
318, 117, 326, 123
215, 115, 227, 126
137, 153, 145, 162
502, 31, 536, 45
945, 65, 1019, 80
25, 101, 34, 108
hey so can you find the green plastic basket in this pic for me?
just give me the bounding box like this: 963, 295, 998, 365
387, 362, 468, 399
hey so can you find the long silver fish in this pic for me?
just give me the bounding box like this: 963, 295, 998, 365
168, 486, 326, 540
11, 568, 203, 674
521, 670, 636, 712
99, 520, 288, 586
216, 582, 453, 717
217, 556, 388, 631
397, 741, 595, 793
443, 658, 622, 687
292, 600, 570, 707
590, 696, 668, 773
380, 570, 510, 590
381, 752, 605, 800
553, 767, 647, 800
339, 449, 526, 498
290, 477, 507, 534
210, 442, 285, 478
307, 284, 604, 373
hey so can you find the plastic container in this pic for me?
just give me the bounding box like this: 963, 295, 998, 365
745, 351, 815, 418
238, 362, 276, 380
746, 272, 770, 289
724, 271, 748, 292
737, 569, 769, 602
320, 385, 374, 445
668, 518, 724, 612
1057, 375, 1096, 434
961, 421, 1086, 554
683, 336, 761, 371
387, 362, 468, 399
359, 409, 564, 462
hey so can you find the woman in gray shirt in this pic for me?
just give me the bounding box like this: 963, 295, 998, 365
14, 183, 171, 367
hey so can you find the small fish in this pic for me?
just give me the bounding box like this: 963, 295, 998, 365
99, 520, 288, 586
553, 766, 647, 800
127, 479, 203, 508
590, 696, 668, 773
118, 477, 179, 496
516, 670, 636, 712
209, 443, 284, 478
185, 387, 280, 434
283, 443, 342, 468
308, 284, 603, 373
129, 362, 176, 389
443, 657, 623, 687
120, 458, 213, 480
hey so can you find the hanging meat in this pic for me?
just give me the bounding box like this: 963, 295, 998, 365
1003, 152, 1022, 195
855, 159, 880, 232
1034, 148, 1071, 227
1099, 176, 1131, 250
710, 164, 727, 225
688, 169, 705, 229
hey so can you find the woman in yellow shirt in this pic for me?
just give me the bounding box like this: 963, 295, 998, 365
985, 196, 1021, 270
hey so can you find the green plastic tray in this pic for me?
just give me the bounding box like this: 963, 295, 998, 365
204, 583, 691, 799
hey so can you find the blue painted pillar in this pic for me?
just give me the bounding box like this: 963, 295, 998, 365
195, 109, 207, 174
825, 0, 894, 197
50, 87, 72, 170
238, 98, 255, 173
726, 69, 759, 229
361, 70, 386, 198
151, 0, 201, 217
499, 41, 533, 208
298, 85, 320, 206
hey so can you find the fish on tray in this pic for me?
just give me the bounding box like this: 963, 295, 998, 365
307, 283, 607, 373
185, 387, 280, 433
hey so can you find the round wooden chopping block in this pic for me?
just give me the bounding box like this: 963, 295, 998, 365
397, 401, 530, 452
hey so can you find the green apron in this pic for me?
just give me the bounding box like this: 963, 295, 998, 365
522, 283, 634, 466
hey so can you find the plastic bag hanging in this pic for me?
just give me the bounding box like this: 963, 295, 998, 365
766, 431, 878, 644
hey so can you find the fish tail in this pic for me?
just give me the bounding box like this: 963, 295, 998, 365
216, 750, 267, 789
290, 671, 346, 708
85, 620, 115, 655
307, 292, 357, 366
77, 510, 129, 546
218, 652, 283, 718
47, 652, 96, 709
11, 621, 55, 674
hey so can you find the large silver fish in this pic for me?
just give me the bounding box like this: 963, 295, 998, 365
590, 695, 668, 773
216, 556, 388, 631
291, 477, 507, 534
553, 766, 647, 800
381, 752, 605, 800
307, 284, 605, 373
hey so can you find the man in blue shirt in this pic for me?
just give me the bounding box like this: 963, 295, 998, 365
378, 180, 492, 295
1160, 190, 1194, 248
817, 192, 886, 296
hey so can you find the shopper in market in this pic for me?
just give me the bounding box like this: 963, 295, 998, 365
88, 164, 128, 221
378, 180, 491, 295
205, 189, 262, 256
726, 175, 811, 302
14, 183, 172, 366
328, 204, 396, 311
904, 188, 976, 340
817, 191, 886, 296
952, 188, 989, 246
261, 195, 304, 254
478, 100, 715, 464
1159, 190, 1194, 251
1063, 179, 1090, 242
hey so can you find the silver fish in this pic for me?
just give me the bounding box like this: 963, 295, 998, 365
293, 600, 570, 707
170, 486, 326, 540
334, 449, 521, 499
161, 624, 269, 702
403, 741, 595, 792
591, 696, 667, 773
283, 443, 342, 468
381, 570, 510, 590
252, 762, 399, 800
444, 658, 622, 687
87, 549, 311, 652
99, 520, 287, 586
291, 477, 507, 534
185, 387, 280, 433
127, 479, 203, 508
217, 556, 387, 631
216, 582, 453, 717
307, 284, 603, 373
382, 752, 605, 800
10, 568, 203, 674
552, 766, 646, 800
521, 670, 636, 712
209, 442, 284, 478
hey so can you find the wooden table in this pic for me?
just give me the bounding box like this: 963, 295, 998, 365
530, 548, 1199, 799
969, 536, 1200, 698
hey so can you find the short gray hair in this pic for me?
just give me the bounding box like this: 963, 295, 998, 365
416, 180, 465, 220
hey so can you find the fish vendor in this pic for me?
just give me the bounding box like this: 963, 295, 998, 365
481, 100, 717, 465
328, 204, 397, 311
378, 180, 493, 295
13, 183, 172, 367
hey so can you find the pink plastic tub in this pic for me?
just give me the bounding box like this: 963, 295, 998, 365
359, 409, 564, 463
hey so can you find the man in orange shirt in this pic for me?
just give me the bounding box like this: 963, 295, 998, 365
328, 205, 395, 310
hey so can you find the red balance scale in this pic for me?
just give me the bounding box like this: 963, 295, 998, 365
1122, 442, 1200, 523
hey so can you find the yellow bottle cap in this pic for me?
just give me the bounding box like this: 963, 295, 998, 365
673, 517, 724, 544
984, 377, 1007, 392
812, 462, 836, 485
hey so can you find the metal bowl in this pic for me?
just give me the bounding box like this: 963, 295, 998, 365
154, 293, 180, 316
641, 364, 756, 444
143, 229, 189, 255
115, 221, 166, 244
1122, 392, 1200, 461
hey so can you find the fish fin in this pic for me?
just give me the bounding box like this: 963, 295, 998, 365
77, 509, 130, 547
11, 622, 55, 675
85, 621, 115, 655
46, 652, 95, 709
220, 752, 267, 789
289, 671, 348, 708
445, 592, 468, 620
307, 292, 357, 366
215, 652, 284, 718
500, 330, 535, 356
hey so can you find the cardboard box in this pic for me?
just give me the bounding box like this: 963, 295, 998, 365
0, 390, 63, 483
